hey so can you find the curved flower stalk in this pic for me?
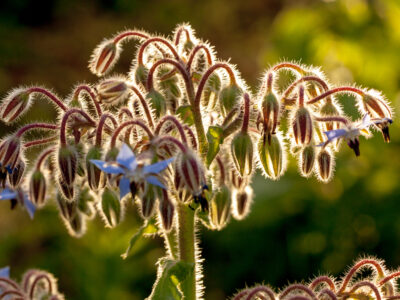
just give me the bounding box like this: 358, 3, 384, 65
0, 23, 394, 300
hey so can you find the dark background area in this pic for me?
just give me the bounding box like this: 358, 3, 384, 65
1, 0, 400, 299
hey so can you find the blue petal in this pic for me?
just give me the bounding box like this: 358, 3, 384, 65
119, 177, 131, 200
90, 159, 124, 174
324, 129, 347, 141
0, 266, 10, 278
143, 158, 175, 175
0, 189, 17, 201
116, 144, 137, 171
24, 196, 36, 219
146, 176, 166, 189
362, 113, 371, 128
6, 166, 12, 174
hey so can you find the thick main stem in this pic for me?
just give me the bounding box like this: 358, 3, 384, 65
177, 202, 197, 300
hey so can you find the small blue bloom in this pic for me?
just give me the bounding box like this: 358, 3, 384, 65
0, 266, 10, 278
0, 188, 36, 219
90, 143, 174, 200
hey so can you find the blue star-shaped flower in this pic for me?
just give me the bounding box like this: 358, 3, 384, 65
0, 266, 10, 278
90, 144, 174, 200
0, 188, 36, 219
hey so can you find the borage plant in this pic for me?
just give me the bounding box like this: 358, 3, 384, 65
0, 24, 394, 299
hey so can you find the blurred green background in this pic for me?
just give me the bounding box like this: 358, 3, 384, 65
1, 0, 400, 299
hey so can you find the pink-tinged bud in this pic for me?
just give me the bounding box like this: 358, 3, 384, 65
96, 78, 129, 106
29, 170, 47, 207
146, 89, 167, 118
0, 136, 21, 171
175, 150, 206, 196
299, 145, 316, 177
219, 84, 242, 116
8, 158, 25, 188
85, 146, 106, 191
257, 133, 287, 180
0, 88, 32, 123
100, 187, 123, 228
291, 107, 314, 146
361, 93, 393, 142
316, 149, 334, 182
229, 170, 248, 191
158, 190, 175, 232
231, 132, 253, 177
139, 183, 158, 219
260, 90, 280, 137
209, 185, 231, 230
232, 186, 253, 220
89, 40, 120, 76
56, 192, 77, 221
58, 178, 75, 201
57, 145, 77, 186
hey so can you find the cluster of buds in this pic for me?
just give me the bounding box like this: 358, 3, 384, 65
0, 24, 393, 237
0, 266, 64, 300
233, 258, 400, 300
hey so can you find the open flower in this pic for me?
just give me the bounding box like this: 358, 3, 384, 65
90, 143, 174, 200
0, 187, 36, 219
0, 266, 9, 278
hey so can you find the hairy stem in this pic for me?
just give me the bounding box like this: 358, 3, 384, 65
187, 45, 213, 72
113, 31, 148, 44
96, 113, 118, 147
155, 115, 188, 145
72, 84, 102, 116
129, 85, 154, 129
16, 123, 58, 138
138, 37, 180, 66
111, 120, 153, 147
307, 87, 365, 105
59, 109, 96, 146
27, 87, 67, 111
35, 147, 55, 170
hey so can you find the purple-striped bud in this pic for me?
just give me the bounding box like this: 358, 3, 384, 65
56, 192, 77, 221
291, 107, 314, 146
209, 185, 231, 230
232, 186, 253, 220
86, 146, 106, 191
229, 170, 248, 191
158, 190, 175, 232
260, 91, 280, 137
0, 136, 21, 171
139, 183, 158, 219
100, 187, 123, 228
175, 150, 206, 196
57, 145, 77, 186
316, 149, 334, 182
299, 145, 316, 177
8, 158, 25, 188
58, 178, 75, 201
219, 84, 242, 116
0, 88, 32, 123
257, 133, 287, 180
361, 93, 393, 142
146, 89, 167, 118
231, 132, 253, 177
89, 40, 120, 76
96, 78, 129, 106
29, 170, 47, 207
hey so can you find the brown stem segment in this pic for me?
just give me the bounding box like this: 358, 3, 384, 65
183, 125, 197, 150
24, 135, 58, 148
379, 271, 400, 286
138, 37, 180, 66
27, 87, 67, 111
283, 76, 329, 100
314, 116, 350, 126
96, 113, 118, 147
29, 274, 53, 299
111, 120, 153, 147
155, 115, 188, 145
73, 84, 102, 116
241, 93, 250, 133
129, 85, 154, 128
187, 44, 213, 71
309, 276, 336, 291
0, 290, 25, 300
113, 31, 148, 44
174, 26, 191, 45
298, 85, 305, 107
16, 123, 58, 138
280, 284, 317, 300
272, 62, 304, 74
155, 136, 187, 153
0, 278, 19, 290
36, 147, 55, 170
215, 156, 225, 185
59, 108, 96, 146
244, 286, 275, 300
307, 87, 365, 105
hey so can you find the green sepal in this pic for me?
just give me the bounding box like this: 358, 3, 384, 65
176, 105, 194, 126
206, 126, 224, 167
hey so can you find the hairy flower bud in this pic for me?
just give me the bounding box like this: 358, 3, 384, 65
134, 64, 149, 88
158, 190, 175, 232
260, 90, 280, 137
158, 67, 181, 114
232, 186, 253, 220
89, 40, 120, 76
66, 211, 87, 238
231, 132, 253, 177
8, 158, 25, 188
291, 107, 314, 146
299, 145, 316, 177
0, 88, 32, 123
316, 149, 334, 182
56, 192, 77, 221
209, 185, 231, 230
219, 84, 241, 116
229, 170, 249, 191
175, 150, 206, 196
139, 183, 158, 219
201, 73, 221, 110
86, 146, 106, 191
58, 145, 77, 187
257, 133, 287, 180
29, 170, 47, 207
77, 187, 96, 219
0, 136, 21, 171
100, 187, 123, 228
147, 89, 167, 118
96, 78, 129, 106
58, 178, 75, 201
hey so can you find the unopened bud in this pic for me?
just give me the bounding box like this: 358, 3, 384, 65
260, 90, 280, 136
146, 89, 167, 118
77, 187, 95, 219
229, 170, 248, 191
65, 212, 87, 238
316, 149, 334, 182
219, 84, 242, 116
100, 187, 123, 228
231, 132, 253, 177
57, 145, 77, 186
158, 190, 175, 232
257, 133, 287, 180
0, 136, 21, 171
57, 178, 75, 201
96, 78, 129, 106
175, 150, 206, 196
29, 170, 47, 207
89, 40, 120, 76
291, 107, 314, 146
201, 73, 221, 110
232, 186, 253, 220
139, 183, 158, 219
299, 145, 316, 177
8, 158, 25, 188
56, 192, 77, 221
134, 64, 149, 88
209, 185, 231, 230
0, 88, 32, 123
86, 146, 106, 191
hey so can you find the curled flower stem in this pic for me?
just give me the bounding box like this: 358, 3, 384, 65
59, 108, 96, 146
128, 85, 154, 128
72, 84, 102, 116
36, 147, 55, 170
280, 284, 317, 300
29, 274, 53, 299
318, 289, 337, 300
298, 85, 305, 107
183, 125, 197, 150
272, 62, 304, 74
0, 278, 19, 290
118, 107, 133, 120
138, 37, 181, 66
241, 93, 251, 133
96, 113, 118, 147
345, 281, 381, 300
283, 76, 329, 100
27, 87, 67, 111
174, 26, 191, 45
215, 156, 225, 185
186, 44, 213, 72
307, 87, 365, 105
16, 123, 58, 138
155, 115, 188, 145
309, 276, 336, 291
113, 31, 148, 44
111, 120, 153, 147
379, 271, 400, 286
0, 290, 25, 300
24, 135, 58, 148
314, 116, 350, 126
244, 286, 275, 300
155, 135, 187, 153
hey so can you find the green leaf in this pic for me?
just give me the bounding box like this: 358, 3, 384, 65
176, 105, 194, 126
206, 126, 224, 166
121, 218, 158, 259
147, 258, 194, 300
